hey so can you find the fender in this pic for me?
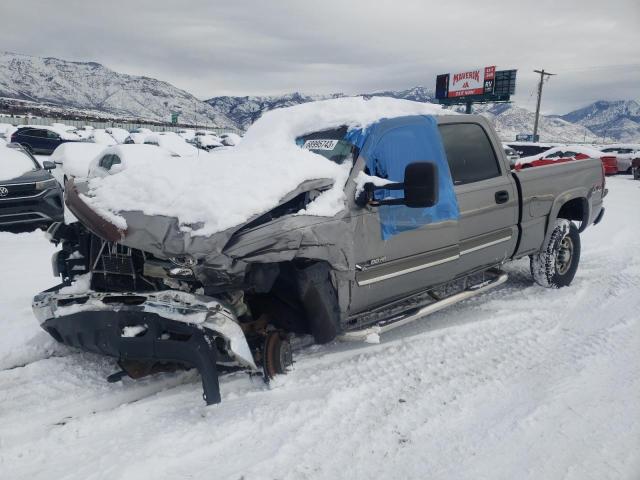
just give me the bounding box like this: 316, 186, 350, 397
544, 188, 590, 244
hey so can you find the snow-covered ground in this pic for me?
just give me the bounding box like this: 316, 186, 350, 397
0, 177, 638, 480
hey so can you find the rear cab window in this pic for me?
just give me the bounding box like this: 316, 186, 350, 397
438, 123, 501, 185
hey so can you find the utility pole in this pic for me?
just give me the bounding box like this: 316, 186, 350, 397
532, 69, 555, 142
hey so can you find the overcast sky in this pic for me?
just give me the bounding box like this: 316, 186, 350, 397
1, 0, 638, 113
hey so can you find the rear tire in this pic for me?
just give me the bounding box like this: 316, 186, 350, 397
530, 219, 581, 288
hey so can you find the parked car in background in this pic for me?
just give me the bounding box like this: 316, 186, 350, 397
502, 144, 520, 167
515, 145, 618, 175
505, 141, 559, 157
598, 144, 640, 174
11, 126, 82, 155
105, 127, 130, 144
0, 143, 63, 228
220, 132, 242, 146
189, 134, 224, 151
87, 144, 175, 178
632, 156, 640, 180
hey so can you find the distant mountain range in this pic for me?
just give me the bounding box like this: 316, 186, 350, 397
0, 51, 236, 127
558, 100, 640, 143
1, 51, 638, 142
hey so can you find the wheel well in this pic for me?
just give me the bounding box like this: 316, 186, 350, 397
557, 198, 588, 231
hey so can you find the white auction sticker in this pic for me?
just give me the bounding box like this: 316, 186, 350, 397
303, 139, 339, 150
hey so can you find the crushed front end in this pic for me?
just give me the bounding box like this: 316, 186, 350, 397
33, 221, 289, 405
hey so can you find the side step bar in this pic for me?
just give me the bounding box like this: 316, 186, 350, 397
340, 270, 508, 341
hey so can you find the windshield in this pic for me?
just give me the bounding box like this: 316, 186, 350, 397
0, 146, 39, 180
296, 126, 356, 164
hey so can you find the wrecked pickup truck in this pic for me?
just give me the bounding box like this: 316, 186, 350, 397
32, 98, 606, 405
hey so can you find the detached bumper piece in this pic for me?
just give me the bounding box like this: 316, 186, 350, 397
33, 289, 258, 405
42, 311, 223, 404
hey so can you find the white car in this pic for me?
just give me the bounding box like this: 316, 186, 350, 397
50, 142, 108, 185
598, 144, 640, 173
88, 144, 175, 178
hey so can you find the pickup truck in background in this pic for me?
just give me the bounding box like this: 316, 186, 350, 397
33, 109, 606, 405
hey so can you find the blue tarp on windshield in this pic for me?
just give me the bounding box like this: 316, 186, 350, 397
348, 115, 459, 240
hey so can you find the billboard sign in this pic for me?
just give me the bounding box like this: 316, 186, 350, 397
435, 66, 498, 100
448, 66, 495, 97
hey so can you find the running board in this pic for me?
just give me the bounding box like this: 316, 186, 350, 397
340, 271, 509, 342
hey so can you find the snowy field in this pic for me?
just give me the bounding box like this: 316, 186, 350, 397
0, 176, 638, 480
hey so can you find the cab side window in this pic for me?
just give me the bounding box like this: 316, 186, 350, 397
438, 123, 501, 185
46, 130, 60, 140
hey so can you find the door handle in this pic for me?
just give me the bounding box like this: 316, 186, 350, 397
495, 190, 509, 204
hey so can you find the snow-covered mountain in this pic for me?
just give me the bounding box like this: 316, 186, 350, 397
559, 100, 640, 143
0, 52, 236, 127
206, 86, 435, 130
207, 87, 600, 142
470, 103, 600, 143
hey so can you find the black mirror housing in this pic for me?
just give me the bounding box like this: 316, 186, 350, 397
403, 162, 438, 208
42, 161, 56, 170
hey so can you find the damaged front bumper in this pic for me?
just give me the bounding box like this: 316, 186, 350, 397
32, 289, 258, 405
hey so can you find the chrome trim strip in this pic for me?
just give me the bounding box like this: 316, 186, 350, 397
357, 254, 460, 286
460, 236, 512, 256
0, 190, 47, 202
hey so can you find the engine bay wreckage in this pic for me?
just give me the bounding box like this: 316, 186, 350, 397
34, 97, 487, 405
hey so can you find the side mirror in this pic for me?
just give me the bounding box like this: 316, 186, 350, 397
359, 161, 438, 209
403, 162, 438, 208
42, 161, 56, 170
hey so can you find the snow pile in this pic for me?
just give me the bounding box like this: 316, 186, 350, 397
0, 145, 37, 180
50, 143, 107, 179
82, 97, 450, 236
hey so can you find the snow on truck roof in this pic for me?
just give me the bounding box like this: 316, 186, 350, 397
82, 97, 452, 236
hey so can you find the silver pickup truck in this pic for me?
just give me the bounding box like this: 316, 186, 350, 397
33, 110, 606, 405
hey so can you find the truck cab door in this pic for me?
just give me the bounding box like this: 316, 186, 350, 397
437, 120, 519, 275
348, 116, 460, 315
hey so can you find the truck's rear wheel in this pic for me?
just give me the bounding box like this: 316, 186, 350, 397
530, 219, 581, 288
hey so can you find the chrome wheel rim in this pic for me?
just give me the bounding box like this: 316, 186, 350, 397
556, 236, 574, 275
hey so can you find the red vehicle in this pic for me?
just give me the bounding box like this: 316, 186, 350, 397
514, 146, 618, 175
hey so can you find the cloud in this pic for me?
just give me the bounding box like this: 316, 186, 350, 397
0, 0, 638, 113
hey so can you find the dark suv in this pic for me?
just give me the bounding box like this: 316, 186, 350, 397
0, 143, 64, 228
11, 127, 80, 155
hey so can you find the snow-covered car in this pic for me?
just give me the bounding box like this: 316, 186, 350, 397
189, 134, 223, 151
515, 145, 618, 175
220, 132, 242, 146
0, 123, 17, 141
87, 129, 118, 146
105, 127, 130, 144
142, 132, 200, 157
50, 143, 108, 185
598, 144, 640, 173
504, 141, 559, 158
0, 143, 63, 228
33, 97, 606, 405
87, 144, 175, 178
